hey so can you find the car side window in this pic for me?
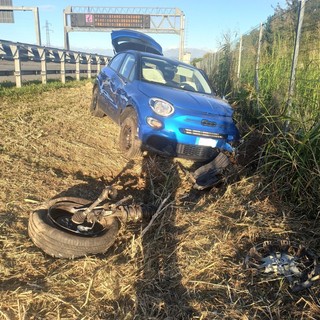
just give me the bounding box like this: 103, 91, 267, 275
119, 54, 136, 81
109, 53, 125, 71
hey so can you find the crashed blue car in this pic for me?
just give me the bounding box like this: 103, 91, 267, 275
91, 29, 240, 161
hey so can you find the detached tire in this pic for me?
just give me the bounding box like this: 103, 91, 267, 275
90, 86, 105, 117
119, 110, 142, 159
28, 197, 120, 259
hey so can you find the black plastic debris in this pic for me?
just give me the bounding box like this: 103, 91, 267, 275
189, 152, 230, 190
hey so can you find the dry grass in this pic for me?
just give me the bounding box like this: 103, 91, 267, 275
0, 80, 319, 319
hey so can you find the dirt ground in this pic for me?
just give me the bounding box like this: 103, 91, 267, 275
0, 80, 319, 319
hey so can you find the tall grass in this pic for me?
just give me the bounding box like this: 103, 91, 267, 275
260, 120, 320, 214
200, 0, 319, 216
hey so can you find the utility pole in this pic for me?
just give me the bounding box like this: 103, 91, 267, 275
44, 20, 53, 47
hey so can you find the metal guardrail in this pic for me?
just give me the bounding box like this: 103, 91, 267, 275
0, 39, 110, 87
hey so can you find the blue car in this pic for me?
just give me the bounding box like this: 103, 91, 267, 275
91, 29, 239, 161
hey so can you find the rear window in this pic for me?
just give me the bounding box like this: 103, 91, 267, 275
109, 53, 125, 71
119, 54, 136, 81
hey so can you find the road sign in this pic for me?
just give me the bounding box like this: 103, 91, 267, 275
0, 0, 14, 23
70, 13, 151, 29
64, 7, 185, 60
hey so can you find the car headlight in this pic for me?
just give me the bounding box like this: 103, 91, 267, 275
149, 98, 174, 117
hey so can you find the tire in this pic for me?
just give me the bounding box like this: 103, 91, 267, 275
119, 110, 142, 159
90, 86, 105, 117
28, 197, 120, 259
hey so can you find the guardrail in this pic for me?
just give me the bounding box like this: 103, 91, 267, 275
0, 39, 110, 87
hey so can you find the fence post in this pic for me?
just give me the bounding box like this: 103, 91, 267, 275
10, 44, 22, 88
75, 53, 80, 81
38, 48, 47, 84
210, 53, 214, 76
86, 54, 92, 79
58, 50, 66, 84
237, 35, 242, 86
216, 50, 220, 75
255, 23, 264, 111
97, 56, 101, 74
285, 0, 306, 131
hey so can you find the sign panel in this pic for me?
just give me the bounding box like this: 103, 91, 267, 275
0, 0, 14, 23
71, 13, 150, 29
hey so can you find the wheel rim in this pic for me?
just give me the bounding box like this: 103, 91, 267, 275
48, 206, 107, 237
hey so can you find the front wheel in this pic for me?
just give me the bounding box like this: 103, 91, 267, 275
119, 110, 142, 159
28, 197, 120, 259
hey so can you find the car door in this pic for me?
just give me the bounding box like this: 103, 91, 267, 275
99, 53, 125, 120
103, 53, 136, 123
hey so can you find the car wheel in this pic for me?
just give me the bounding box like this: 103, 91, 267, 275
28, 197, 120, 259
119, 110, 142, 159
90, 86, 105, 117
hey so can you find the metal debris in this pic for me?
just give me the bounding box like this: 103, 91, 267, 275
245, 239, 320, 292
47, 186, 155, 237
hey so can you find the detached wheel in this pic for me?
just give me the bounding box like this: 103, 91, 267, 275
28, 197, 120, 259
90, 86, 105, 117
119, 110, 142, 159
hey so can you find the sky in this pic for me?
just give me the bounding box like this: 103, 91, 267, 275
0, 0, 287, 57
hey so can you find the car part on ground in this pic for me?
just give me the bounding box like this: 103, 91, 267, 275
177, 152, 231, 190
244, 239, 320, 292
190, 152, 230, 190
28, 187, 155, 259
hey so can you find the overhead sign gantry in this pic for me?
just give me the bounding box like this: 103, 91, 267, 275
63, 6, 185, 60
0, 0, 41, 45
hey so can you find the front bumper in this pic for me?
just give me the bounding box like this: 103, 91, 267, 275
143, 134, 231, 161
138, 112, 238, 161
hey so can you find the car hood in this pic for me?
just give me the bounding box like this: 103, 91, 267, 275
138, 82, 233, 117
111, 29, 163, 55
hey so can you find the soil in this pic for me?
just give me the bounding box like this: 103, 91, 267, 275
0, 80, 319, 319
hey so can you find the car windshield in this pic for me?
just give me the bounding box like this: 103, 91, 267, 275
140, 56, 212, 94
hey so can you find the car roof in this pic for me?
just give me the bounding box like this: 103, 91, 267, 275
111, 29, 163, 56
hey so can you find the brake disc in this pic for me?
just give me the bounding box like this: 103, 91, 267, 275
244, 239, 320, 291
48, 200, 106, 237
